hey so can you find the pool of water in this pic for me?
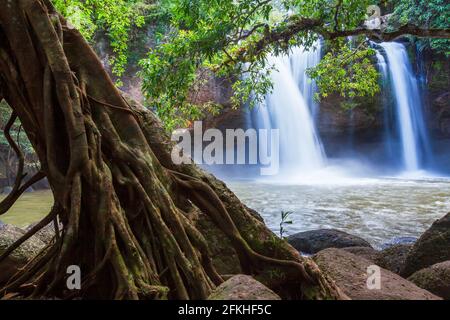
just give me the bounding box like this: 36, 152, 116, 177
0, 190, 54, 228
1, 175, 449, 249
227, 176, 450, 248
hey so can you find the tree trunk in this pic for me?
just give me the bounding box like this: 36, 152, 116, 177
0, 0, 345, 300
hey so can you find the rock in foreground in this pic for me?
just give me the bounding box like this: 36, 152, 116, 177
342, 245, 413, 275
313, 248, 441, 300
26, 222, 58, 245
0, 224, 46, 284
401, 213, 450, 277
341, 246, 379, 262
375, 244, 412, 275
287, 229, 372, 254
408, 261, 450, 300
208, 275, 281, 300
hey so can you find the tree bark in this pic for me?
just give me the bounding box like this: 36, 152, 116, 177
0, 0, 345, 300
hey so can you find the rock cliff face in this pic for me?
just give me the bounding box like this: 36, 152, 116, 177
187, 71, 248, 132
424, 54, 450, 138
315, 95, 382, 138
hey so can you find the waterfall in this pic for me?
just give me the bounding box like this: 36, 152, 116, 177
378, 42, 430, 172
251, 43, 326, 175
376, 49, 396, 165
290, 46, 321, 118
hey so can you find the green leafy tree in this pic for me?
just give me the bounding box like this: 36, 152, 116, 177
52, 0, 152, 80
388, 0, 450, 56
139, 0, 448, 130
307, 39, 380, 102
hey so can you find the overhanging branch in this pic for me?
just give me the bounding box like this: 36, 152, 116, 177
229, 18, 450, 64
323, 23, 450, 41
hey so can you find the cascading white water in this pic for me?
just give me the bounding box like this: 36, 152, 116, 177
290, 46, 321, 118
252, 44, 326, 175
379, 42, 430, 172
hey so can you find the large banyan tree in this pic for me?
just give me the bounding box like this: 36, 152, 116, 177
0, 0, 448, 300
0, 0, 347, 300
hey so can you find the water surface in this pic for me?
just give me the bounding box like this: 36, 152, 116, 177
2, 176, 449, 249
1, 190, 53, 228
228, 176, 450, 248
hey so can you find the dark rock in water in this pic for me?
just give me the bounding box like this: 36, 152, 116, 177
375, 244, 412, 275
208, 275, 281, 300
0, 224, 46, 284
401, 213, 450, 277
341, 246, 379, 262
408, 261, 450, 300
381, 236, 417, 249
287, 229, 372, 254
313, 248, 441, 300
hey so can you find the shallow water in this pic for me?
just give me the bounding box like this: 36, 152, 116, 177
227, 176, 450, 248
0, 190, 54, 228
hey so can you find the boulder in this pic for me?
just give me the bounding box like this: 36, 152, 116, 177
313, 248, 441, 300
375, 244, 412, 275
26, 222, 58, 245
408, 261, 450, 300
401, 213, 450, 277
208, 275, 281, 300
0, 224, 46, 284
343, 245, 414, 275
287, 229, 372, 254
341, 246, 379, 262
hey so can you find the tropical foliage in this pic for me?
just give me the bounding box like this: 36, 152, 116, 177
138, 0, 379, 129
388, 0, 450, 56
47, 0, 450, 130
52, 0, 152, 80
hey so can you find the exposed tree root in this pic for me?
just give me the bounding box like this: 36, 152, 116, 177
0, 112, 47, 215
0, 0, 346, 300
